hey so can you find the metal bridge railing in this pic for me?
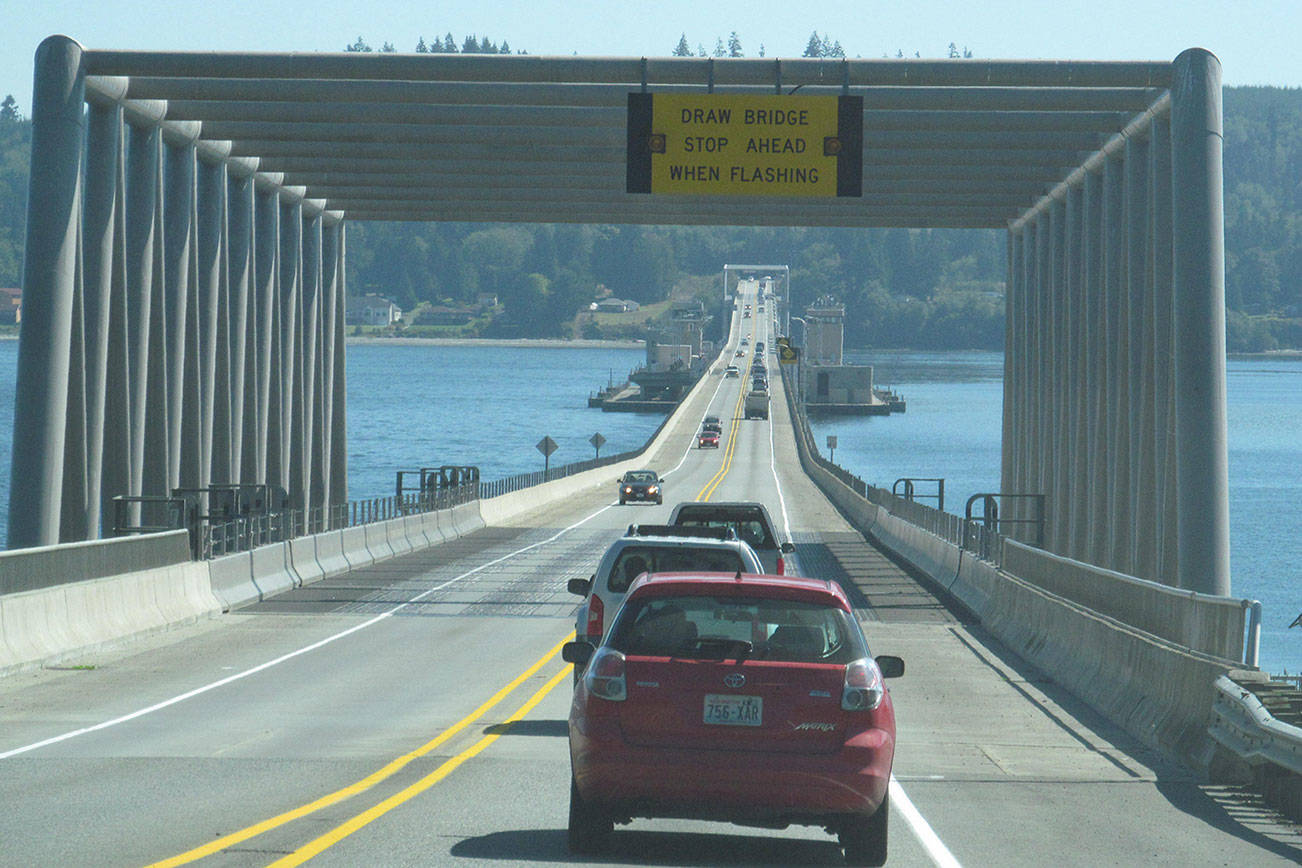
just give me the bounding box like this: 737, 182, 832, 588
112, 382, 685, 559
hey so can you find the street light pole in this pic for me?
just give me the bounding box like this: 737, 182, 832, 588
790, 315, 806, 405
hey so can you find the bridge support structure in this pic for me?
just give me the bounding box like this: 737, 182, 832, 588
9, 36, 348, 548
1005, 49, 1227, 595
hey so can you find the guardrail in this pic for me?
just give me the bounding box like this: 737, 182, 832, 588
1209, 674, 1302, 820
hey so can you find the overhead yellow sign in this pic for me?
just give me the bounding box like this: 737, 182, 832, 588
627, 94, 862, 198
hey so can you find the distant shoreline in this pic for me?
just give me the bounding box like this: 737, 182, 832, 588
345, 336, 644, 349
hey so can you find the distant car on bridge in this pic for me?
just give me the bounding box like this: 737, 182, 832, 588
565, 525, 763, 650
698, 429, 720, 448
668, 501, 794, 575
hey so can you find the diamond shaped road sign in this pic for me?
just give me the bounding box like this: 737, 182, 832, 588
537, 436, 558, 457
589, 433, 606, 450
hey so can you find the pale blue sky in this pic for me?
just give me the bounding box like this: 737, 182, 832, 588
4, 0, 1299, 111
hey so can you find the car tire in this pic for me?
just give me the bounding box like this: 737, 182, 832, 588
619, 498, 626, 505
840, 793, 888, 867
656, 495, 663, 505
568, 776, 613, 854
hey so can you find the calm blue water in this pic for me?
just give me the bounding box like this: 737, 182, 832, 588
810, 350, 1302, 675
0, 340, 1296, 672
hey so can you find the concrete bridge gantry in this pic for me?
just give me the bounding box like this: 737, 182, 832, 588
10, 38, 1228, 598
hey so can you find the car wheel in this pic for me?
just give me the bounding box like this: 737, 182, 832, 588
619, 497, 626, 505
568, 776, 613, 853
656, 495, 663, 504
840, 793, 888, 867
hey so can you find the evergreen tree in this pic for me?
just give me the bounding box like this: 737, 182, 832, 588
345, 36, 372, 53
381, 42, 396, 53
802, 32, 823, 58
826, 40, 845, 58
443, 33, 457, 52
462, 35, 480, 53
713, 37, 727, 58
728, 32, 743, 57
415, 36, 428, 53
758, 43, 765, 58
0, 95, 18, 121
673, 34, 692, 57
481, 38, 497, 54
948, 42, 960, 59
697, 43, 707, 57
500, 40, 511, 54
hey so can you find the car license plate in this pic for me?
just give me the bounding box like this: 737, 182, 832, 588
704, 694, 762, 726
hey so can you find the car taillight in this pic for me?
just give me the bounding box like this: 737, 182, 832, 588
584, 648, 626, 701
842, 657, 885, 711
776, 555, 785, 575
585, 594, 604, 640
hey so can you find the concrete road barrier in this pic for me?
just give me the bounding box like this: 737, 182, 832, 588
0, 530, 222, 675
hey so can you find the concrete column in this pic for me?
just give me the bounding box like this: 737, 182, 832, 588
80, 102, 121, 539
1000, 229, 1019, 504
1120, 136, 1149, 576
9, 36, 84, 548
1101, 154, 1125, 570
60, 222, 88, 543
1150, 116, 1177, 586
162, 142, 194, 491
228, 173, 254, 484
1048, 198, 1067, 552
197, 157, 225, 488
302, 214, 322, 512
1171, 48, 1230, 595
329, 222, 349, 508
1034, 210, 1052, 542
320, 220, 339, 512
1018, 221, 1036, 532
279, 199, 302, 500
1072, 174, 1100, 561
1134, 129, 1161, 582
1061, 185, 1082, 558
254, 184, 279, 485
101, 113, 131, 530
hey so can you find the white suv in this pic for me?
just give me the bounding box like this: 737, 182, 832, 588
568, 525, 765, 651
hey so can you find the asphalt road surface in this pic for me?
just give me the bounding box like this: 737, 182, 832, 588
2, 283, 1299, 866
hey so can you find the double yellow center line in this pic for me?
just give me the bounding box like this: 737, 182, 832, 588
147, 633, 575, 867
697, 317, 762, 503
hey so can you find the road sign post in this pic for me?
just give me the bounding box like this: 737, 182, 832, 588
589, 432, 606, 459
537, 435, 558, 479
827, 434, 837, 463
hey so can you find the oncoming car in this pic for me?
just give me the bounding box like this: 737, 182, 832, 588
698, 429, 720, 448
564, 571, 904, 865
618, 470, 662, 505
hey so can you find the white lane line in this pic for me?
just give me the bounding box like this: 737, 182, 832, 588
890, 776, 964, 867
765, 378, 962, 868
0, 504, 617, 760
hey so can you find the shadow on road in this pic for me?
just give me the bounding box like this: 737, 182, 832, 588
450, 827, 846, 865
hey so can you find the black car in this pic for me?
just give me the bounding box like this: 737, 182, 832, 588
702, 416, 722, 433
618, 469, 663, 505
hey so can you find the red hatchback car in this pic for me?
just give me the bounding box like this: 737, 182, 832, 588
698, 430, 720, 448
563, 572, 904, 866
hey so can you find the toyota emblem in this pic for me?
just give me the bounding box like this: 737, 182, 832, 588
723, 673, 746, 689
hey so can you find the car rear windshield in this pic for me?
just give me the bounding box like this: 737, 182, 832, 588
608, 594, 866, 664
607, 547, 746, 593
673, 508, 774, 550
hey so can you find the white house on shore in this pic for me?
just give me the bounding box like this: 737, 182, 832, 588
347, 294, 403, 326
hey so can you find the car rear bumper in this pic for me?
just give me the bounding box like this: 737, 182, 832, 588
570, 718, 891, 823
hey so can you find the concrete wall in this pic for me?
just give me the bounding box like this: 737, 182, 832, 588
0, 530, 221, 675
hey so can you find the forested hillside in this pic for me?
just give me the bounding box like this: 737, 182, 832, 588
0, 84, 1299, 350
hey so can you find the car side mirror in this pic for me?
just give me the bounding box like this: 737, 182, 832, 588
781, 541, 796, 554
567, 577, 592, 597
876, 655, 905, 678
563, 641, 596, 666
